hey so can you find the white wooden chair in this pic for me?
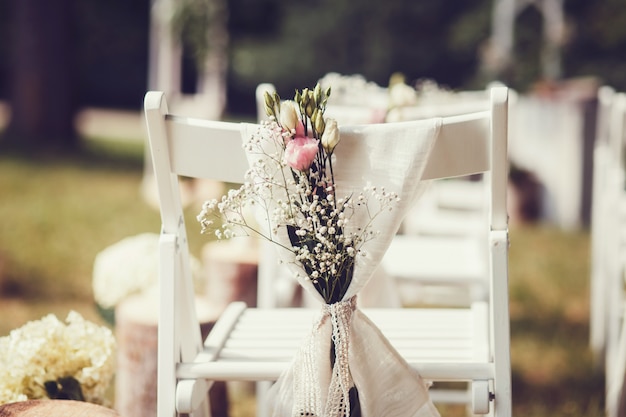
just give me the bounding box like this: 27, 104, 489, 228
590, 87, 626, 417
144, 86, 512, 417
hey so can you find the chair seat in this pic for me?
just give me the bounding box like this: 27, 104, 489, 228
177, 301, 492, 382
382, 235, 487, 285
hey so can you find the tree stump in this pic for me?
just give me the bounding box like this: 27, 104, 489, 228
0, 400, 120, 417
115, 291, 228, 417
202, 238, 259, 316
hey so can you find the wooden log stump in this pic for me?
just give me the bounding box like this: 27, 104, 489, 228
0, 400, 120, 417
202, 238, 260, 400
202, 238, 259, 316
115, 290, 228, 417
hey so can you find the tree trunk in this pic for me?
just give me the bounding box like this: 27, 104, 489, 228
5, 0, 78, 151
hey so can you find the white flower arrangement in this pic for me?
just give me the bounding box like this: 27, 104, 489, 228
0, 311, 115, 405
92, 233, 204, 310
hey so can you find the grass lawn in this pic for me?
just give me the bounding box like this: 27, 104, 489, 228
0, 139, 605, 416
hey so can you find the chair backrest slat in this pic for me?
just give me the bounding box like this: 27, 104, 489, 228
421, 111, 490, 181
151, 109, 499, 185
164, 115, 247, 183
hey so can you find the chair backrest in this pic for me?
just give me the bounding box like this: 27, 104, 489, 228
148, 87, 507, 232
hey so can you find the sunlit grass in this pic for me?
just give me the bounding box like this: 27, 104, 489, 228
508, 225, 604, 417
0, 149, 159, 302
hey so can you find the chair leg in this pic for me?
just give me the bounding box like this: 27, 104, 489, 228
256, 381, 273, 417
191, 400, 212, 417
607, 310, 626, 417
471, 380, 490, 415
177, 379, 211, 416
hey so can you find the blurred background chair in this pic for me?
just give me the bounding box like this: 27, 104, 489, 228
590, 87, 626, 417
589, 85, 616, 366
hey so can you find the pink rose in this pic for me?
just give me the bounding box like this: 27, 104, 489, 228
284, 136, 319, 171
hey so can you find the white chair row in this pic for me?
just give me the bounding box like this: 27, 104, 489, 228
143, 86, 512, 416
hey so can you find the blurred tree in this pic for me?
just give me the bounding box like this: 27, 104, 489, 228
4, 0, 78, 151
2, 0, 626, 119
563, 0, 626, 88
511, 5, 545, 90
74, 0, 149, 108
226, 0, 489, 114
0, 1, 9, 100
171, 0, 230, 118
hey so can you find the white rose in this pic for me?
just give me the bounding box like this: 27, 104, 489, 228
279, 100, 299, 132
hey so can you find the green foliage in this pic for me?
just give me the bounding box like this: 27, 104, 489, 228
172, 0, 214, 71
228, 0, 490, 107
563, 0, 626, 89
73, 0, 150, 108
5, 0, 626, 113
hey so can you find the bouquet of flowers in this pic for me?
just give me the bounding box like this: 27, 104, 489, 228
198, 84, 398, 305
0, 311, 116, 406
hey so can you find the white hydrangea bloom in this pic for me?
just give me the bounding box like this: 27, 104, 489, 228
92, 233, 205, 308
0, 312, 115, 405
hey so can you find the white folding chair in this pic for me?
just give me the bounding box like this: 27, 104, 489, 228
144, 86, 512, 417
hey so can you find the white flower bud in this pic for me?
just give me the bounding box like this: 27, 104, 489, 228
279, 100, 299, 132
321, 118, 340, 152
